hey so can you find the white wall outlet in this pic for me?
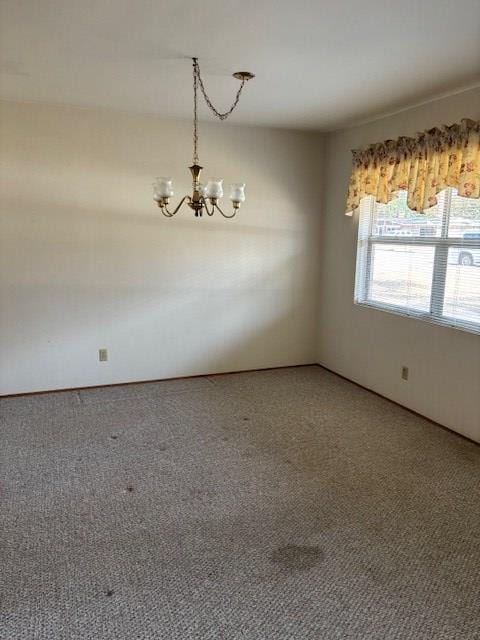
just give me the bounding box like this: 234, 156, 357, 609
99, 348, 108, 362
401, 366, 409, 381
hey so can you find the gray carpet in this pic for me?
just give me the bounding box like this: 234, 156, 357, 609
1, 366, 479, 639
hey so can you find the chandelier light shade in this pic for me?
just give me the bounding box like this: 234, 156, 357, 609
205, 178, 224, 199
152, 58, 254, 219
153, 177, 174, 200
230, 183, 246, 203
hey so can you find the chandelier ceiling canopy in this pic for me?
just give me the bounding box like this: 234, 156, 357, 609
153, 58, 255, 219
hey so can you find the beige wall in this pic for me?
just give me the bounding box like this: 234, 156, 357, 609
2, 92, 478, 442
0, 101, 323, 394
318, 87, 480, 442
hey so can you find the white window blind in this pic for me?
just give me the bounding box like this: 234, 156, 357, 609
354, 189, 480, 334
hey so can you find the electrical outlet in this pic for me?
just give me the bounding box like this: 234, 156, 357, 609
401, 366, 409, 381
99, 348, 108, 362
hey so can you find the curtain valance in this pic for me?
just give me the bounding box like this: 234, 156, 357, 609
346, 118, 480, 215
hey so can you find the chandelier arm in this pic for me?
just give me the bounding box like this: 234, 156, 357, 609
214, 202, 237, 219
161, 195, 191, 217
194, 59, 247, 121
200, 196, 215, 216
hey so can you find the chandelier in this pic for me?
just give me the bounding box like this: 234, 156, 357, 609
153, 58, 254, 218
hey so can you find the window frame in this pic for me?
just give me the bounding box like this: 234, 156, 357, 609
354, 190, 480, 335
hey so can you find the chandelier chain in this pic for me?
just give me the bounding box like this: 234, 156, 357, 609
193, 59, 246, 122
154, 57, 252, 219
193, 59, 199, 165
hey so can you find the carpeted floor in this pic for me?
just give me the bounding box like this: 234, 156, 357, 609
1, 365, 479, 639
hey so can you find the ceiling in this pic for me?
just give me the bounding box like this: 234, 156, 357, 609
1, 0, 479, 131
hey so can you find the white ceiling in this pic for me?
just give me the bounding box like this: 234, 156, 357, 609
1, 0, 479, 131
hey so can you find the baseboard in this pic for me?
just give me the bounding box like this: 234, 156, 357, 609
315, 363, 479, 447
3, 361, 477, 447
0, 362, 317, 399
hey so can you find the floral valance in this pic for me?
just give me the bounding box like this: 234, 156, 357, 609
346, 118, 480, 215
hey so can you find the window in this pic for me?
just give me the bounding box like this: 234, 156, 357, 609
354, 189, 480, 334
